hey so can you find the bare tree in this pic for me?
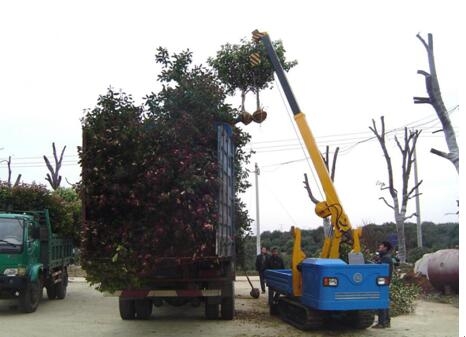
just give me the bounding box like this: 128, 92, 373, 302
44, 143, 66, 190
370, 116, 422, 263
414, 33, 458, 173
1, 156, 22, 187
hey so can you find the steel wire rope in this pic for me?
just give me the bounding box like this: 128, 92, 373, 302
273, 74, 325, 201
259, 181, 300, 229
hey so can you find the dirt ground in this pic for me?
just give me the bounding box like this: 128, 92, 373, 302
0, 275, 459, 337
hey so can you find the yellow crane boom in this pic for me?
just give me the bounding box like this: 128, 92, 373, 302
251, 30, 362, 296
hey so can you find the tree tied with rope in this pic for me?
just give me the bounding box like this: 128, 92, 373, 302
208, 37, 296, 125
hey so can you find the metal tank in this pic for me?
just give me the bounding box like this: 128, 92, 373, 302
427, 249, 459, 293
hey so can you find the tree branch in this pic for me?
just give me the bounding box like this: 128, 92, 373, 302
370, 116, 397, 200
330, 147, 339, 182
430, 148, 450, 160
416, 33, 429, 51
379, 197, 395, 210
413, 96, 431, 104
417, 70, 430, 77
43, 155, 54, 174
14, 174, 21, 187
303, 173, 320, 204
408, 192, 422, 200
7, 156, 12, 187
394, 134, 404, 154
407, 179, 423, 198
404, 212, 418, 221
379, 185, 398, 194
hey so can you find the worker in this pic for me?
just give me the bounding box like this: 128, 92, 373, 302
266, 247, 285, 270
372, 241, 394, 329
265, 247, 285, 307
255, 247, 270, 294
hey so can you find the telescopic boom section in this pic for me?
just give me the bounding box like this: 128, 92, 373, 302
251, 30, 361, 259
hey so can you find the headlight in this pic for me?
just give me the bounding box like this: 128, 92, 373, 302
376, 276, 390, 286
322, 277, 338, 287
3, 267, 26, 277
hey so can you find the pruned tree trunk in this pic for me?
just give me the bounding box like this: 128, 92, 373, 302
5, 156, 21, 188
7, 157, 11, 187
240, 90, 246, 112
370, 117, 422, 263
414, 33, 459, 173
44, 142, 66, 190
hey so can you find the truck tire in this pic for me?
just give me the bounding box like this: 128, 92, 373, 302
119, 298, 136, 320
205, 303, 219, 320
268, 288, 279, 315
221, 296, 234, 320
46, 285, 57, 300
134, 299, 153, 320
55, 270, 68, 300
19, 281, 41, 313
270, 302, 279, 315
221, 281, 235, 320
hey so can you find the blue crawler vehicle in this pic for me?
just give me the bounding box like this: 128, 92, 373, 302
265, 258, 389, 329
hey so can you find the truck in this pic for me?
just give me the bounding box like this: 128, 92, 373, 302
0, 209, 73, 312
251, 30, 390, 330
96, 123, 236, 321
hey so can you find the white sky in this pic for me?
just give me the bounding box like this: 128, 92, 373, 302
0, 1, 460, 234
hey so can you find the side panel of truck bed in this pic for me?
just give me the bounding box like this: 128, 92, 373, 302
48, 236, 73, 269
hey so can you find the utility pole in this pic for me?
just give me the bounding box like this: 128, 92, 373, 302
254, 162, 261, 255
414, 147, 423, 248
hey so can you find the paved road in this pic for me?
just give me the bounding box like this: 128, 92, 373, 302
0, 277, 459, 337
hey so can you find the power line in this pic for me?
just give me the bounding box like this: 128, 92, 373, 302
249, 103, 459, 168
249, 107, 458, 149
249, 104, 459, 151
0, 107, 459, 170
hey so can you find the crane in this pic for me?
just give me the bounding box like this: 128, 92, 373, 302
250, 29, 389, 330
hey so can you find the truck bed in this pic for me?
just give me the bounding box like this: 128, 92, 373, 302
39, 232, 73, 269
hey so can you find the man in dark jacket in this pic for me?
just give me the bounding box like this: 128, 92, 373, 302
373, 241, 393, 329
264, 247, 285, 307
255, 247, 269, 293
266, 247, 285, 270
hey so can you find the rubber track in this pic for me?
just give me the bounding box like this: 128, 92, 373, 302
278, 297, 324, 330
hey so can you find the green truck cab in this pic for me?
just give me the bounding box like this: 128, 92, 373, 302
0, 209, 73, 312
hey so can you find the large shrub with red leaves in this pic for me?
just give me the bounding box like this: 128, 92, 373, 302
80, 49, 252, 291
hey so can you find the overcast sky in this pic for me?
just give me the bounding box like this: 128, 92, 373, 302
0, 1, 460, 233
